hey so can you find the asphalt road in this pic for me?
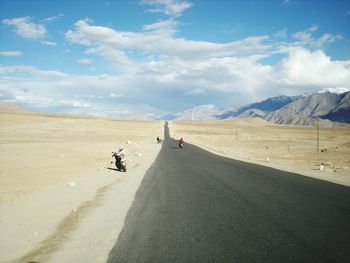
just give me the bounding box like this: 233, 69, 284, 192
107, 123, 350, 263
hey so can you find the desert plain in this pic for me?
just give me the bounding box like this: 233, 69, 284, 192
0, 105, 163, 262
0, 106, 349, 262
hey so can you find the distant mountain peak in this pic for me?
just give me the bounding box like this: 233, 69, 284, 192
217, 94, 301, 119
318, 87, 350, 94
265, 91, 350, 125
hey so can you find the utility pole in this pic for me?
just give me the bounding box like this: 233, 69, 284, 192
317, 116, 320, 152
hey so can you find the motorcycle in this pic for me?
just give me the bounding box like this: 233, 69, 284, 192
179, 138, 184, 149
112, 152, 127, 172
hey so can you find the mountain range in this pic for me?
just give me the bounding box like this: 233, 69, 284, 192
167, 88, 350, 126
264, 91, 350, 125
217, 95, 302, 119
2, 89, 349, 126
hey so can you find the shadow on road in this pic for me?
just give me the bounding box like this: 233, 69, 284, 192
107, 167, 119, 171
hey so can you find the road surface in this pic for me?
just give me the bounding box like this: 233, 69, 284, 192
107, 123, 350, 263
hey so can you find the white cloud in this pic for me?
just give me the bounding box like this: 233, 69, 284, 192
0, 51, 23, 56
282, 0, 298, 6
16, 95, 53, 106
275, 28, 287, 38
0, 65, 67, 78
85, 46, 131, 66
128, 47, 350, 101
44, 14, 64, 22
2, 17, 46, 39
11, 93, 54, 108
41, 40, 57, 46
292, 25, 318, 42
78, 58, 93, 64
140, 0, 193, 16
185, 88, 206, 96
110, 92, 121, 98
272, 47, 350, 87
318, 87, 350, 94
313, 33, 342, 48
60, 100, 91, 108
291, 25, 342, 48
0, 87, 91, 110
65, 20, 270, 63
142, 19, 178, 36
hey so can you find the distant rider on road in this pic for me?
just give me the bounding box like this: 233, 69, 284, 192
179, 138, 184, 148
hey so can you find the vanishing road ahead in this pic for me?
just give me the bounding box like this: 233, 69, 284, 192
108, 123, 350, 263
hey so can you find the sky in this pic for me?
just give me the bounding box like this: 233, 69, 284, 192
0, 0, 350, 118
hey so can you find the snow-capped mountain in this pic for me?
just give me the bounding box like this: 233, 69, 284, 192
318, 87, 350, 94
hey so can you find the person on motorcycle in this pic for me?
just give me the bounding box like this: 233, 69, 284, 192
112, 147, 127, 172
117, 146, 125, 156
179, 138, 184, 148
113, 147, 124, 158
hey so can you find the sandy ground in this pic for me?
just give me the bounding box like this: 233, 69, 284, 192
0, 107, 163, 262
170, 119, 350, 186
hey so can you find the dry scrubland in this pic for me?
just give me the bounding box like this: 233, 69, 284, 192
0, 107, 163, 262
171, 119, 350, 186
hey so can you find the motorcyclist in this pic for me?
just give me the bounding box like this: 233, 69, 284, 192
112, 147, 127, 172
179, 138, 184, 148
113, 147, 125, 158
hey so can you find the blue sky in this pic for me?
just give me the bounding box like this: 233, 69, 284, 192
1, 0, 350, 118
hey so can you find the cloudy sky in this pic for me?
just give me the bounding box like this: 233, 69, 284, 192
1, 0, 349, 118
